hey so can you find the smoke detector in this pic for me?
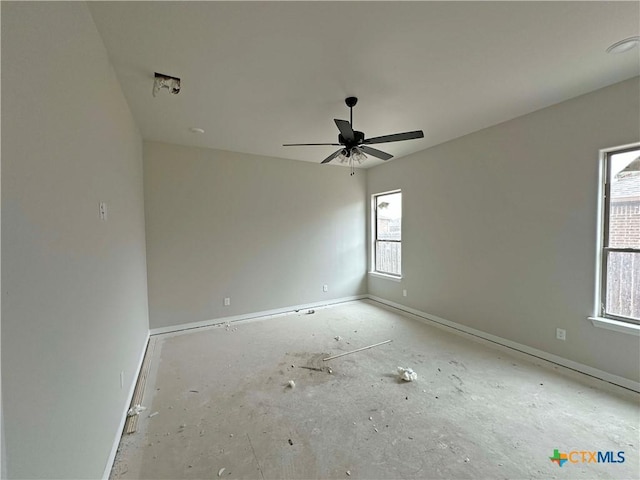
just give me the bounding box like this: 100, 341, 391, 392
606, 36, 640, 54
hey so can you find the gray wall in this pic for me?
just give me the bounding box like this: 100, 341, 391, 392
368, 77, 640, 383
1, 2, 636, 476
144, 142, 367, 329
1, 3, 149, 478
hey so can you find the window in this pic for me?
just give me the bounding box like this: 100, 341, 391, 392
599, 146, 640, 324
373, 191, 402, 276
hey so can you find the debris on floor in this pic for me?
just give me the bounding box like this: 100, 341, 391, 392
346, 471, 351, 476
323, 339, 393, 361
334, 336, 342, 341
148, 411, 159, 418
127, 404, 146, 417
288, 439, 293, 445
307, 309, 315, 314
288, 380, 296, 388
218, 467, 226, 477
397, 366, 418, 382
300, 366, 324, 372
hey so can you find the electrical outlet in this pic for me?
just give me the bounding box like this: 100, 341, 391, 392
556, 328, 566, 341
402, 289, 407, 297
224, 297, 231, 306
323, 284, 328, 292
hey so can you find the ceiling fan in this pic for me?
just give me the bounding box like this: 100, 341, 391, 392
283, 97, 424, 173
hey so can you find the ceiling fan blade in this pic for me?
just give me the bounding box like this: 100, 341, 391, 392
364, 130, 424, 145
321, 149, 344, 164
334, 119, 355, 142
283, 143, 341, 146
360, 145, 393, 161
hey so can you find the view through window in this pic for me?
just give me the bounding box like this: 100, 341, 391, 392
374, 191, 402, 276
602, 147, 640, 323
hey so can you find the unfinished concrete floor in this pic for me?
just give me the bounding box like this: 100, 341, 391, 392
111, 300, 639, 479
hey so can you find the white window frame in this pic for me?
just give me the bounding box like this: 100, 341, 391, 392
370, 189, 402, 279
590, 143, 640, 335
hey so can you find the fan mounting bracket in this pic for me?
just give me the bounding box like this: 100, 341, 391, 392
345, 97, 358, 108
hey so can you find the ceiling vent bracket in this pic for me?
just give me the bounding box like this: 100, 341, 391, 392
152, 72, 181, 97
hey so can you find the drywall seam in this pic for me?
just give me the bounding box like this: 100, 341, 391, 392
368, 295, 640, 393
101, 332, 150, 480
149, 295, 368, 336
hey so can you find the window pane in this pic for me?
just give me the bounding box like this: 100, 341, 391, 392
608, 149, 640, 249
605, 251, 640, 321
376, 192, 401, 241
376, 241, 401, 275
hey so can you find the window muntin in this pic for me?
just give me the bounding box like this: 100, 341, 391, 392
374, 191, 402, 276
601, 147, 640, 323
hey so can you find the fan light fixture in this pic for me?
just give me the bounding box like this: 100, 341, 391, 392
606, 36, 640, 54
337, 147, 367, 176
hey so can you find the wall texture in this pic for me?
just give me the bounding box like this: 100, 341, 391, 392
144, 142, 367, 329
1, 2, 149, 478
368, 77, 640, 383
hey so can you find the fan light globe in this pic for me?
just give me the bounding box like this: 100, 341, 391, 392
351, 148, 367, 164
338, 147, 367, 165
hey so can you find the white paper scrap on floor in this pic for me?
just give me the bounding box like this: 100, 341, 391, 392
397, 366, 418, 382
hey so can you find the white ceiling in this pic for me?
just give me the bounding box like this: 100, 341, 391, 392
88, 1, 640, 168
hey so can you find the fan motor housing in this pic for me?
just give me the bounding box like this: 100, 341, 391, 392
339, 131, 365, 147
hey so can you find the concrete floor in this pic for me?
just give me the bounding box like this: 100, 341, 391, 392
111, 300, 639, 479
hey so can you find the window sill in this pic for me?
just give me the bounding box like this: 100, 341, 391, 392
369, 271, 402, 282
589, 316, 640, 336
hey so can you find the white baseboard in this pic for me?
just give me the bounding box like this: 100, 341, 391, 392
102, 332, 150, 480
149, 295, 369, 336
367, 295, 640, 393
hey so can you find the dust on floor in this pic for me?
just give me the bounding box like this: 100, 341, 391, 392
111, 300, 640, 479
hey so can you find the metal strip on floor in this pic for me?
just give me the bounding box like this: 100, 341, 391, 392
124, 337, 156, 434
